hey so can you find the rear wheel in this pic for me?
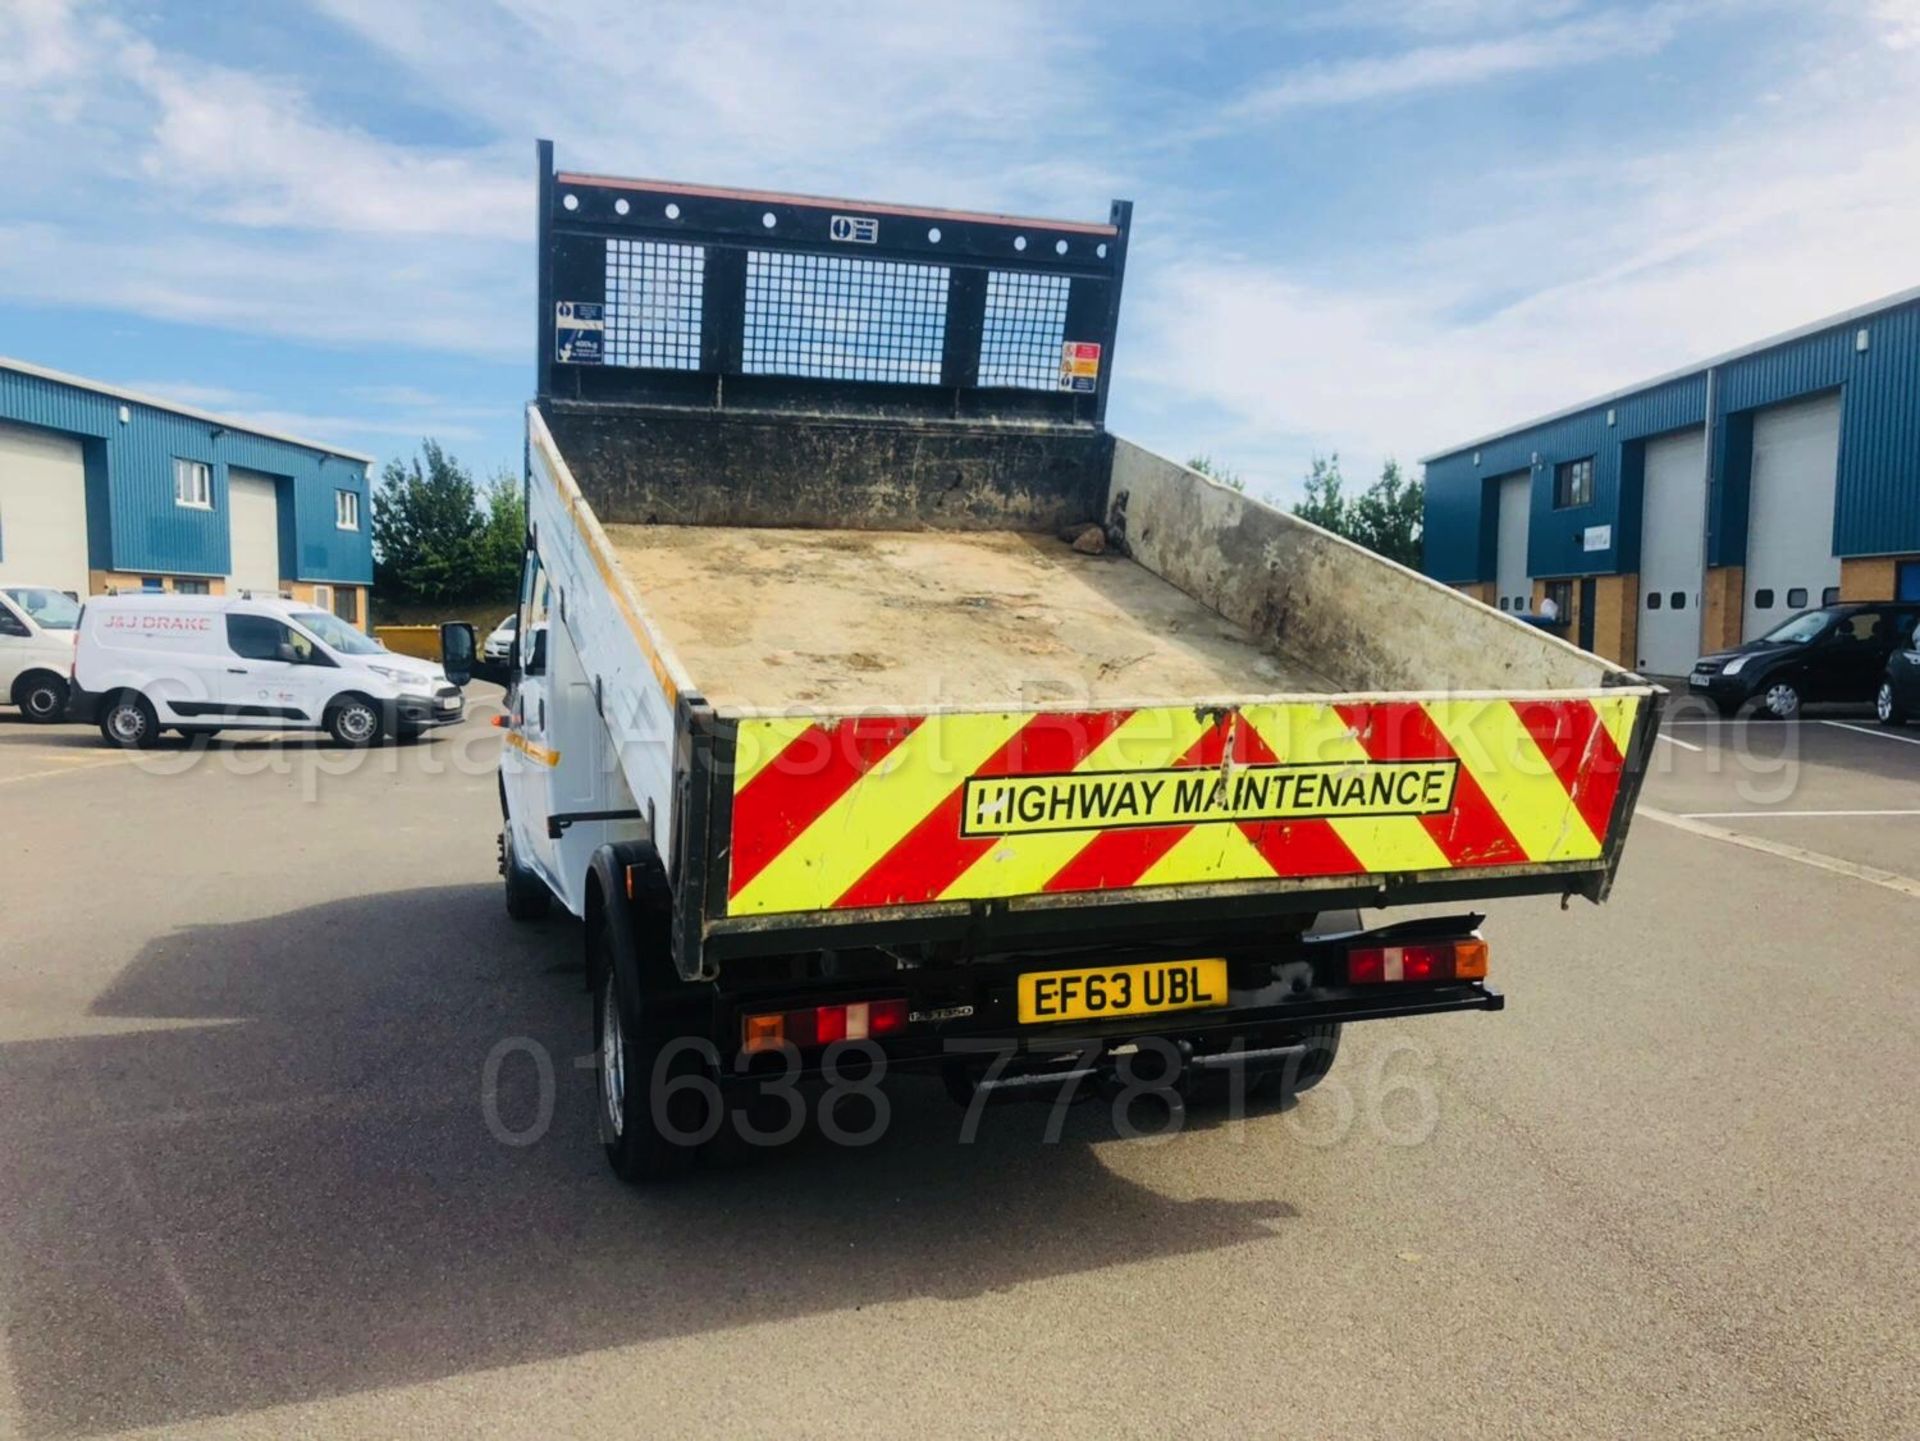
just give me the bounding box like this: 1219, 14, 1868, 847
1248, 1022, 1342, 1101
1877, 679, 1909, 728
15, 672, 67, 724
99, 692, 159, 749
594, 925, 701, 1183
1187, 1021, 1343, 1108
325, 695, 382, 747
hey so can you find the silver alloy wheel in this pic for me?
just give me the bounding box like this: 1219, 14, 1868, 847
23, 683, 60, 720
601, 972, 625, 1138
108, 702, 146, 743
1764, 683, 1800, 719
1877, 682, 1894, 722
337, 704, 377, 743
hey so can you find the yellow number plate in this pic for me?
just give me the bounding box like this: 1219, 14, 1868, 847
1017, 959, 1229, 1025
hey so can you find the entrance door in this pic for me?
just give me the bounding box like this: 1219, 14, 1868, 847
1743, 392, 1841, 640
1636, 427, 1706, 674
1494, 472, 1531, 613
1578, 577, 1597, 652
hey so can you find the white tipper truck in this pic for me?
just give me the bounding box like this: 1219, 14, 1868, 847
439, 143, 1662, 1181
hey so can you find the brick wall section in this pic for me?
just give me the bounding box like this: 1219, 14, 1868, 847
1701, 566, 1744, 651
1839, 556, 1908, 601
88, 570, 226, 596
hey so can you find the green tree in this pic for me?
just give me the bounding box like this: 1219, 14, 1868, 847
475, 469, 527, 598
372, 440, 508, 606
1347, 458, 1424, 569
1293, 453, 1349, 532
1291, 453, 1424, 569
1186, 453, 1246, 492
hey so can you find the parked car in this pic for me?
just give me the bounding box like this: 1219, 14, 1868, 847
69, 593, 464, 748
0, 585, 81, 723
1688, 602, 1920, 718
1877, 616, 1920, 727
483, 612, 518, 662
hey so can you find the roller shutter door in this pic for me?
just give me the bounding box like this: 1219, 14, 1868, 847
228, 469, 283, 596
0, 421, 89, 596
1636, 427, 1706, 674
1743, 392, 1841, 641
1494, 471, 1532, 613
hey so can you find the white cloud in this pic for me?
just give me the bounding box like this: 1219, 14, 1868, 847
1870, 0, 1920, 48
1227, 7, 1680, 117
1125, 74, 1920, 498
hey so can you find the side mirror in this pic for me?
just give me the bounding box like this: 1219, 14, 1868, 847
440, 621, 476, 688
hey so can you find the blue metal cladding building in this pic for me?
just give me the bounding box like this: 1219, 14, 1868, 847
0, 358, 374, 625
1421, 286, 1920, 674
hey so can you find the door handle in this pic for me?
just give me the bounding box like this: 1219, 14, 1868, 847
227, 667, 248, 674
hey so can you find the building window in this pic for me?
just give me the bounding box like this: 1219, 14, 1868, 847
312, 585, 334, 614
174, 459, 212, 509
1545, 580, 1573, 619
1647, 593, 1662, 610
336, 490, 361, 530
1786, 587, 1808, 609
1553, 457, 1593, 509
141, 576, 164, 593
175, 578, 210, 595
1671, 591, 1686, 610
1753, 588, 1775, 610
332, 586, 359, 624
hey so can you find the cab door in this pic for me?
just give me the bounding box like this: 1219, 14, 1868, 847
1822, 610, 1888, 703
219, 611, 332, 725
501, 552, 560, 883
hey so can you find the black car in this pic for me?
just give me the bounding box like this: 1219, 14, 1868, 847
1878, 618, 1920, 727
1687, 603, 1920, 719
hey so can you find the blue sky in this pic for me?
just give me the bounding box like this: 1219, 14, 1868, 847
3, 0, 1917, 503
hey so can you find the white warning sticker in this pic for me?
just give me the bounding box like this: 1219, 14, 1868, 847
829, 215, 879, 244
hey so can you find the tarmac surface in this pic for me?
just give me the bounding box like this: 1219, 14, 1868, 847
1, 692, 1914, 1438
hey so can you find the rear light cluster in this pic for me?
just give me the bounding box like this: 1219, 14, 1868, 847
1348, 939, 1488, 986
742, 998, 908, 1054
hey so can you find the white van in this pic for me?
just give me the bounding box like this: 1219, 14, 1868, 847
0, 585, 81, 723
70, 593, 463, 747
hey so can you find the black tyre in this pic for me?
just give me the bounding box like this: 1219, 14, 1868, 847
502, 827, 552, 920
1876, 679, 1909, 728
15, 672, 68, 724
99, 691, 159, 749
1248, 1022, 1343, 1101
593, 923, 702, 1183
325, 695, 383, 747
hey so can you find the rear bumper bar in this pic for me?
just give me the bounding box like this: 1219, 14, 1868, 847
707, 913, 1501, 1085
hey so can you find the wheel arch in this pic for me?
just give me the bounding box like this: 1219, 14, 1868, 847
584, 839, 679, 1011
10, 667, 67, 705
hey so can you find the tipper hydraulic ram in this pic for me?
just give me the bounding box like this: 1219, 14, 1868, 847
441, 141, 1663, 1180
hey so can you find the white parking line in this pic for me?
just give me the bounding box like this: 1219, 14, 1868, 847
1638, 806, 1920, 900
1679, 808, 1920, 820
1822, 720, 1920, 747
1656, 733, 1704, 752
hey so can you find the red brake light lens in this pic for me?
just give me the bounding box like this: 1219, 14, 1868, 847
1347, 940, 1488, 986
742, 996, 909, 1054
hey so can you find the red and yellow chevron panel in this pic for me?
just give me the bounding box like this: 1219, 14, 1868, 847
724, 695, 1641, 918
